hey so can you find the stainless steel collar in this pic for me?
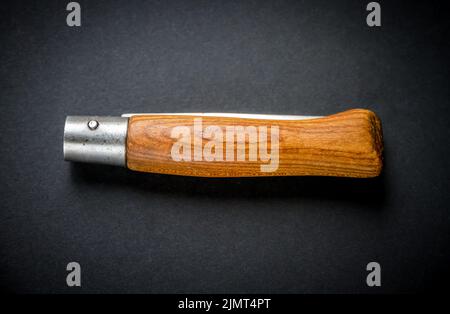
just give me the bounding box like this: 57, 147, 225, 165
63, 116, 128, 166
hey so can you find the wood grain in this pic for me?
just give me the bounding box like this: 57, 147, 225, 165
126, 109, 383, 178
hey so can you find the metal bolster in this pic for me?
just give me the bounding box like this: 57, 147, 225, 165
63, 116, 129, 167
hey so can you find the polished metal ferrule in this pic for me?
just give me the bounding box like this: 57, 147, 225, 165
63, 116, 129, 166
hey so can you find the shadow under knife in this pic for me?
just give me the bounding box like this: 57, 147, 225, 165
69, 161, 388, 210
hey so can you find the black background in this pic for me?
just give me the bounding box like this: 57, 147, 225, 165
0, 0, 449, 293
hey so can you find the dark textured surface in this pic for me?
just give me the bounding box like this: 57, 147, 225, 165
0, 0, 449, 293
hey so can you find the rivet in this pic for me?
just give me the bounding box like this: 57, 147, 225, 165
87, 120, 99, 130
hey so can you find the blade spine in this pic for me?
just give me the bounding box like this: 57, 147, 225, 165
121, 113, 323, 120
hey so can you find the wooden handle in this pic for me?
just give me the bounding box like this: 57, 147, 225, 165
126, 109, 383, 178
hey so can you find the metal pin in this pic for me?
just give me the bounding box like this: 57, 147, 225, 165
87, 120, 99, 130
